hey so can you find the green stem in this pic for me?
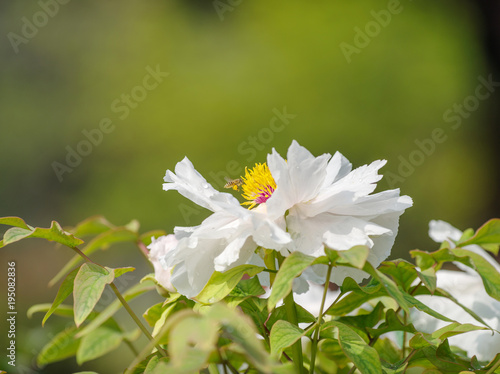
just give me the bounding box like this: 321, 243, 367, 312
124, 339, 139, 356
283, 291, 305, 374
402, 312, 407, 358
276, 254, 304, 373
109, 283, 167, 357
265, 250, 277, 286
486, 358, 500, 374
309, 264, 333, 374
70, 246, 166, 357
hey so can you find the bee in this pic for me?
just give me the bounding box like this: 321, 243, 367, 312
224, 177, 243, 191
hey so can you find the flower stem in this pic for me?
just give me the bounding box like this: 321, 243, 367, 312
70, 245, 166, 357
265, 250, 277, 286
283, 290, 305, 374
276, 254, 304, 373
108, 282, 167, 357
486, 358, 500, 374
309, 264, 333, 374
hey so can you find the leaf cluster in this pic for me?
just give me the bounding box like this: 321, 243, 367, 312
2, 217, 500, 373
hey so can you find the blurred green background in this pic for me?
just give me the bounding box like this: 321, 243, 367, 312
1, 0, 499, 372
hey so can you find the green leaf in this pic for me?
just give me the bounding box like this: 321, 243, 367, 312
3, 227, 33, 244
366, 309, 417, 338
452, 248, 500, 301
417, 267, 437, 294
195, 264, 264, 304
322, 321, 382, 374
458, 219, 500, 254
328, 278, 384, 316
69, 215, 115, 237
76, 325, 124, 364
147, 360, 170, 374
152, 303, 181, 339
269, 320, 306, 358
410, 249, 436, 270
379, 260, 418, 292
37, 326, 81, 366
325, 247, 340, 263
409, 332, 439, 349
74, 263, 114, 327
433, 287, 495, 330
168, 315, 219, 371
402, 292, 454, 323
3, 221, 84, 248
459, 228, 475, 243
77, 279, 155, 338
267, 304, 316, 330
238, 297, 270, 341
125, 219, 140, 233
336, 302, 385, 333
0, 216, 32, 230
49, 226, 138, 286
113, 266, 135, 278
27, 303, 73, 319
337, 245, 370, 269
229, 276, 265, 298
207, 304, 272, 372
268, 252, 316, 311
143, 302, 165, 328
364, 263, 411, 314
432, 322, 487, 341
374, 338, 402, 366
423, 341, 470, 372
43, 267, 79, 326
317, 338, 350, 368
144, 356, 168, 374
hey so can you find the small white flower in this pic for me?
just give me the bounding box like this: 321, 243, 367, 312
412, 220, 500, 361
147, 235, 177, 293
264, 141, 412, 285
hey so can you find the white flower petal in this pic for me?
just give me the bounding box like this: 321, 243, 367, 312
267, 141, 330, 216
147, 235, 177, 292
428, 220, 500, 274
265, 142, 411, 286
428, 220, 463, 244
214, 234, 252, 271
163, 157, 239, 212
322, 151, 353, 188
413, 270, 500, 361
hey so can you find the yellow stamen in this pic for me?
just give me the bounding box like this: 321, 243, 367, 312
240, 163, 276, 209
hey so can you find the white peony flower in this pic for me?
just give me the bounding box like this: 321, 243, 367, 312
147, 235, 177, 293
262, 140, 412, 285
162, 157, 291, 298
160, 141, 412, 297
412, 220, 500, 362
